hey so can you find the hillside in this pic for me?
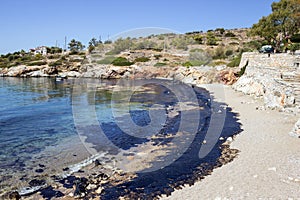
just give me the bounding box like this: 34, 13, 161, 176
0, 28, 262, 78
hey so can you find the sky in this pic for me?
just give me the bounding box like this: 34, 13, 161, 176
0, 0, 276, 54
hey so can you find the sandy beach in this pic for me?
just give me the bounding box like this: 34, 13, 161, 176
162, 85, 300, 199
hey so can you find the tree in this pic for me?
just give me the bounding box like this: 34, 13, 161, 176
250, 0, 300, 51
68, 39, 85, 53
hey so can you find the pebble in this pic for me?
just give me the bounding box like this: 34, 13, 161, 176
229, 186, 233, 191
8, 191, 21, 200
87, 184, 97, 190
202, 140, 207, 144
267, 167, 277, 172
219, 137, 224, 141
253, 174, 258, 178
95, 187, 103, 194
226, 137, 233, 142
35, 168, 44, 173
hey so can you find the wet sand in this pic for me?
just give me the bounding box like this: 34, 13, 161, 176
162, 85, 300, 199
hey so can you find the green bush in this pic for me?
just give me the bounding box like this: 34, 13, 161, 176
225, 32, 236, 37
238, 60, 248, 77
49, 60, 63, 66
134, 57, 150, 62
97, 56, 116, 64
112, 37, 133, 54
183, 61, 193, 67
206, 32, 218, 46
212, 47, 225, 59
289, 43, 300, 53
104, 40, 112, 44
193, 35, 203, 44
112, 57, 134, 66
225, 49, 234, 57
227, 54, 242, 67
154, 54, 162, 60
290, 34, 300, 43
215, 28, 225, 35
154, 62, 167, 67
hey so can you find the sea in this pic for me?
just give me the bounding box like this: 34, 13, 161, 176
0, 77, 242, 198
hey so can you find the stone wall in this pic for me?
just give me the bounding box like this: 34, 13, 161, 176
234, 52, 300, 137
239, 52, 300, 68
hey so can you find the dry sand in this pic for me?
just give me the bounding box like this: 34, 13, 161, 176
162, 85, 300, 199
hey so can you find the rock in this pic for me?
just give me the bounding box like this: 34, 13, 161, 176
59, 71, 81, 77
94, 159, 101, 167
226, 137, 233, 142
6, 191, 21, 200
86, 184, 97, 190
218, 70, 237, 85
73, 177, 88, 198
289, 118, 300, 138
267, 167, 277, 172
35, 168, 44, 173
28, 179, 46, 187
95, 186, 103, 194
29, 70, 48, 77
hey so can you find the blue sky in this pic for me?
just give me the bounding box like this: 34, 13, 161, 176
0, 0, 275, 54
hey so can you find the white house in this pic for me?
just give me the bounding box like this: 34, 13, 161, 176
30, 46, 47, 55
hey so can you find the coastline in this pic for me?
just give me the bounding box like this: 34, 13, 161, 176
162, 85, 300, 199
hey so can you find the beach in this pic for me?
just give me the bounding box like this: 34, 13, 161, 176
162, 85, 300, 199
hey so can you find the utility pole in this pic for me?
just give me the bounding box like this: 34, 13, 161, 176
64, 36, 67, 52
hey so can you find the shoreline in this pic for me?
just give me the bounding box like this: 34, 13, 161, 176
2, 81, 243, 200
162, 85, 300, 199
1, 79, 299, 199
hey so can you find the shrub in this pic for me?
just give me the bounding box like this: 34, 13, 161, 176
215, 28, 225, 35
132, 40, 158, 50
229, 42, 239, 46
112, 37, 133, 54
290, 34, 300, 43
183, 61, 193, 67
112, 57, 134, 66
210, 60, 227, 66
212, 47, 225, 59
244, 40, 263, 51
225, 32, 236, 37
49, 60, 63, 66
289, 43, 300, 53
97, 56, 116, 64
134, 57, 150, 62
225, 49, 234, 57
154, 54, 162, 60
104, 40, 112, 44
189, 51, 212, 66
154, 62, 167, 67
238, 60, 248, 77
193, 35, 203, 44
206, 32, 218, 46
227, 54, 242, 67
